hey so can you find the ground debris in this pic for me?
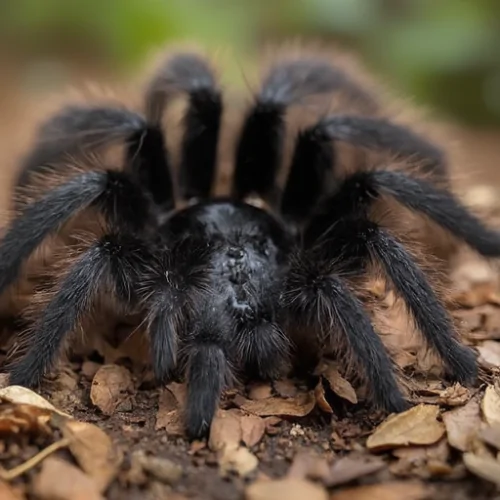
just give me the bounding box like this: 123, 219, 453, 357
90, 364, 135, 415
366, 405, 445, 451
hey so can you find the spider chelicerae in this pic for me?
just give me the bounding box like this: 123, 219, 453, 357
1, 49, 499, 438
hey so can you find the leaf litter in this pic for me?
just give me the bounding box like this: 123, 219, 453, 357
2, 225, 500, 498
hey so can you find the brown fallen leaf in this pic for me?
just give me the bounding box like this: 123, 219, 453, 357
274, 380, 298, 398
0, 480, 24, 500
482, 385, 500, 426
240, 415, 266, 448
62, 420, 122, 493
391, 440, 451, 478
248, 382, 273, 400
437, 384, 470, 406
155, 388, 185, 436
0, 386, 71, 417
325, 456, 386, 487
330, 481, 429, 500
319, 362, 358, 404
477, 341, 500, 368
209, 409, 258, 477
219, 446, 259, 478
32, 456, 103, 500
236, 391, 316, 417
90, 365, 134, 415
287, 450, 330, 482
135, 451, 183, 485
314, 381, 333, 414
479, 425, 500, 450
0, 401, 53, 437
245, 478, 328, 500
209, 409, 242, 452
366, 405, 445, 451
463, 452, 500, 486
442, 398, 481, 452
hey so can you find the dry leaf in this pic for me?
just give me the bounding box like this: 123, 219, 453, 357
236, 391, 315, 417
0, 480, 24, 500
314, 381, 333, 413
442, 398, 481, 452
330, 481, 428, 500
246, 478, 328, 500
274, 380, 298, 398
366, 405, 445, 451
0, 386, 70, 417
321, 365, 358, 404
32, 456, 103, 500
463, 452, 500, 486
438, 384, 470, 406
287, 451, 330, 482
248, 382, 272, 400
135, 452, 183, 485
240, 415, 266, 447
155, 389, 185, 436
480, 425, 500, 450
391, 440, 451, 478
62, 420, 122, 493
209, 409, 242, 452
477, 341, 500, 368
90, 365, 134, 415
482, 385, 500, 426
325, 456, 386, 487
219, 446, 259, 477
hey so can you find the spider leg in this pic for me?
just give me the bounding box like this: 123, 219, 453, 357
7, 233, 150, 387
366, 223, 477, 383
281, 256, 408, 413
232, 58, 362, 203
0, 170, 151, 299
146, 53, 222, 202
184, 304, 233, 439
309, 114, 447, 179
372, 170, 500, 257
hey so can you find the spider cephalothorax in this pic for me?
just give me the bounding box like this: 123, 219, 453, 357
1, 49, 500, 438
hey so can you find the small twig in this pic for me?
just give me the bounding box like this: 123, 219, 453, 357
0, 438, 71, 481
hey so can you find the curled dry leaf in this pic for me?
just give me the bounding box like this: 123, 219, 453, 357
479, 425, 500, 450
0, 402, 53, 437
366, 404, 445, 451
0, 386, 71, 417
0, 480, 24, 500
438, 384, 470, 406
236, 391, 316, 418
32, 456, 103, 500
463, 452, 500, 486
135, 451, 183, 485
391, 440, 451, 478
482, 385, 500, 426
477, 341, 500, 368
219, 446, 259, 478
287, 450, 330, 482
209, 410, 259, 477
329, 481, 429, 500
442, 398, 481, 452
325, 456, 386, 487
61, 420, 122, 493
240, 415, 266, 448
155, 388, 185, 437
319, 361, 358, 404
245, 478, 328, 500
90, 365, 135, 415
314, 381, 333, 414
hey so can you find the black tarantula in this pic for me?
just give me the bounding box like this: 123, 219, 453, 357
1, 48, 500, 439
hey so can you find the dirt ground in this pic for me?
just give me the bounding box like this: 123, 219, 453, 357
2, 74, 500, 499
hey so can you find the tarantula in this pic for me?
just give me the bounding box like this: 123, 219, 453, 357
1, 48, 499, 439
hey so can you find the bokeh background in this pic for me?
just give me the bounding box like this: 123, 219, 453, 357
0, 0, 499, 191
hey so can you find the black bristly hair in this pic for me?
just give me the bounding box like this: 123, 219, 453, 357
2, 47, 500, 440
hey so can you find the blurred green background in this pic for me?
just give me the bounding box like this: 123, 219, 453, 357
1, 0, 500, 126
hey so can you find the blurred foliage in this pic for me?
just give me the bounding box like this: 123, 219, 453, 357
1, 0, 500, 125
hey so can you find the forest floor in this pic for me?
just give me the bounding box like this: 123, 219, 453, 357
2, 87, 500, 498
